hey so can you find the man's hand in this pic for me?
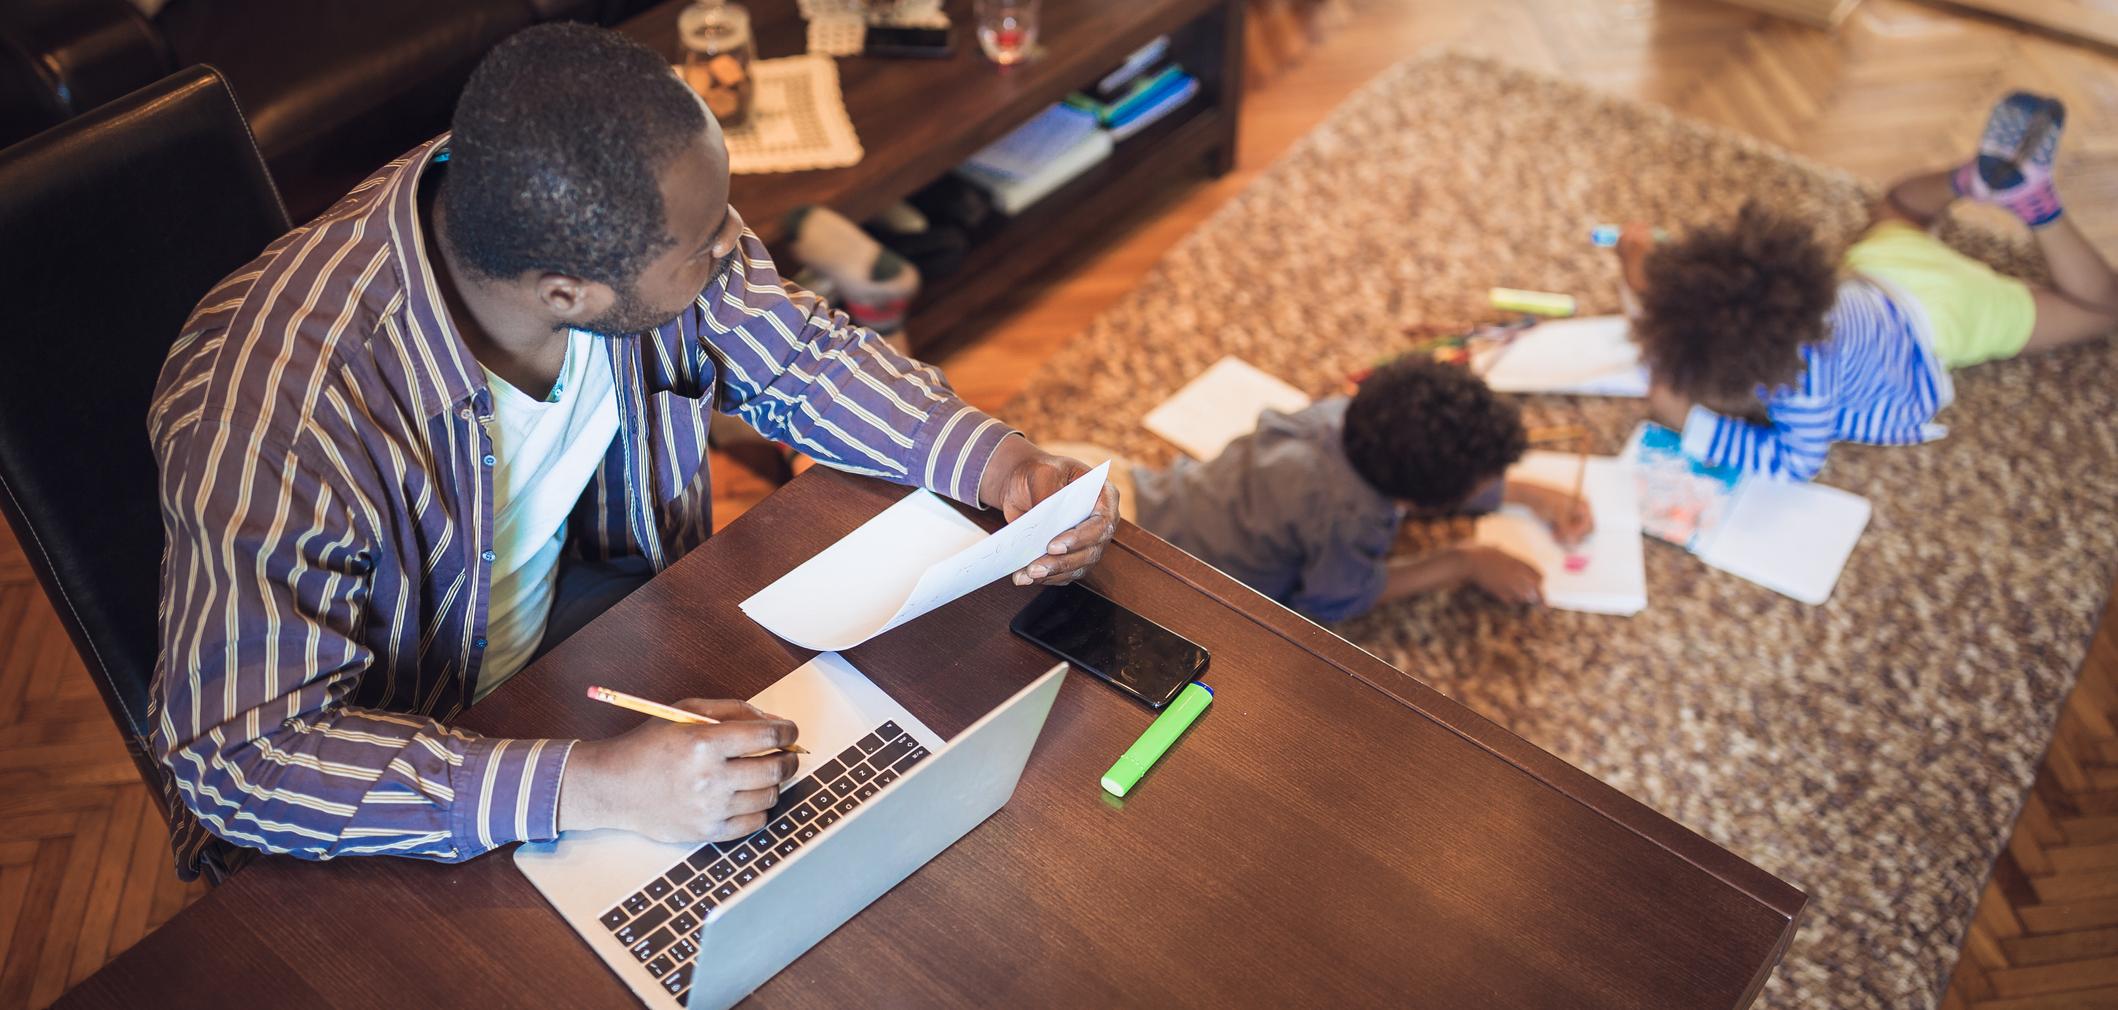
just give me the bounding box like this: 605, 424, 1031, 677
558, 700, 800, 843
1646, 378, 1693, 431
1460, 545, 1544, 605
977, 437, 1119, 587
1505, 480, 1594, 547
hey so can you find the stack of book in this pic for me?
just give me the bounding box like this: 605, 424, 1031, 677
955, 103, 1112, 216
951, 36, 1201, 216
1064, 36, 1199, 141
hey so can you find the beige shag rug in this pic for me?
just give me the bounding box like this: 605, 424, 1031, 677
1001, 53, 2118, 1009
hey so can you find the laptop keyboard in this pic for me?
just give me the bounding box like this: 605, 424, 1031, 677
597, 720, 931, 1003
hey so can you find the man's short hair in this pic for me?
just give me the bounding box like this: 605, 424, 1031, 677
443, 23, 708, 286
1341, 358, 1525, 510
1634, 201, 1839, 408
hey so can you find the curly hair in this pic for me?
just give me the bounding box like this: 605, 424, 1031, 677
1341, 358, 1526, 510
1634, 202, 1839, 409
442, 24, 707, 286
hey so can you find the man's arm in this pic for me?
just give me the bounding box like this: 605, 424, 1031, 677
677, 233, 1117, 583
153, 421, 575, 862
155, 420, 800, 859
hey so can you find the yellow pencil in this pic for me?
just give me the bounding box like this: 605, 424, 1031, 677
585, 685, 808, 754
1526, 425, 1591, 563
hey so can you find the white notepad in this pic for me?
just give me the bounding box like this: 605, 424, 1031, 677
1692, 478, 1871, 606
740, 463, 1109, 651
1473, 315, 1649, 398
1143, 356, 1312, 461
1474, 452, 1647, 615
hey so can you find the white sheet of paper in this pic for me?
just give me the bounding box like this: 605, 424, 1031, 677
1475, 315, 1649, 398
1694, 478, 1870, 605
1143, 356, 1312, 461
1473, 452, 1646, 615
740, 462, 1111, 650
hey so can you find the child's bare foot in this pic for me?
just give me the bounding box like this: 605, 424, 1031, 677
1951, 91, 2066, 228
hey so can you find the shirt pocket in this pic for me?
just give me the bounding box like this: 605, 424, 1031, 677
643, 390, 713, 506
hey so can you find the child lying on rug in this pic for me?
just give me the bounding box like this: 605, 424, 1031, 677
1050, 359, 1590, 619
1618, 90, 2118, 481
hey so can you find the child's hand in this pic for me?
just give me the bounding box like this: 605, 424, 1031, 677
1615, 221, 1657, 294
1539, 492, 1594, 547
1646, 378, 1693, 430
1504, 480, 1594, 547
1460, 545, 1543, 605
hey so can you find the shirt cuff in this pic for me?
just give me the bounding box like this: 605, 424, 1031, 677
451, 736, 575, 855
915, 404, 1019, 506
1678, 404, 1723, 462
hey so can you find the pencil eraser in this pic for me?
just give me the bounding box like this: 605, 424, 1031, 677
1564, 555, 1589, 572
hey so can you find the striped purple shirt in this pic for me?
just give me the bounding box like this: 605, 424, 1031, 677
147, 135, 1015, 879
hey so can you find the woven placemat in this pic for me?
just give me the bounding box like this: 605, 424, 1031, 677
720, 53, 863, 174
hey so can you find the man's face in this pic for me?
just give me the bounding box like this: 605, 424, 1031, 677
581, 117, 746, 335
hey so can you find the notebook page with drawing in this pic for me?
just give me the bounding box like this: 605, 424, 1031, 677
1473, 451, 1647, 615
1622, 423, 1870, 605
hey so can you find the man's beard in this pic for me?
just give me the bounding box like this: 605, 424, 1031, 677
579, 284, 678, 336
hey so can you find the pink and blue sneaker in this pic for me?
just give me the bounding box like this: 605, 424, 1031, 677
1951, 91, 2066, 228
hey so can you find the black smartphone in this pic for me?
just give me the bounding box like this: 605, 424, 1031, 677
1010, 583, 1208, 709
864, 25, 955, 59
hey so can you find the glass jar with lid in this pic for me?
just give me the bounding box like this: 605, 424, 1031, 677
679, 1, 755, 129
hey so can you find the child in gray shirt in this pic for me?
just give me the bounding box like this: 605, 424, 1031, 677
1129, 359, 1589, 621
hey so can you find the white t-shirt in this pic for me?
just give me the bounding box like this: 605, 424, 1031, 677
474, 330, 620, 699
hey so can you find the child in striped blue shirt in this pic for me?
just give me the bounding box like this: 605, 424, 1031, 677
1621, 92, 2117, 481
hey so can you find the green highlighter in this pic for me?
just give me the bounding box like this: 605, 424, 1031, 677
1101, 682, 1213, 797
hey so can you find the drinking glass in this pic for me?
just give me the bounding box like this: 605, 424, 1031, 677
974, 0, 1039, 66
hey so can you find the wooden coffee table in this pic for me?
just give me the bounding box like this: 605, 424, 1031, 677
619, 0, 1244, 355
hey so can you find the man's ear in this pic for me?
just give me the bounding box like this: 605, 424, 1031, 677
534, 272, 611, 325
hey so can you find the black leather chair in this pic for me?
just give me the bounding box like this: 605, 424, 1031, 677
0, 0, 668, 221
0, 64, 288, 815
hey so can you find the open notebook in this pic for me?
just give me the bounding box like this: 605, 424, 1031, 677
1473, 451, 1646, 616
1624, 423, 1869, 605
1143, 356, 1312, 461
1471, 315, 1649, 397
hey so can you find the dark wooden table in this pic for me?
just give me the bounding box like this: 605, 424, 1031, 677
59, 468, 1802, 1009
622, 0, 1244, 354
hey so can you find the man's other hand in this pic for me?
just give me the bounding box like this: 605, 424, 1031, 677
978, 437, 1120, 587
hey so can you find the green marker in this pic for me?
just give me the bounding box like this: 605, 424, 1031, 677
1101, 682, 1213, 797
1488, 287, 1577, 317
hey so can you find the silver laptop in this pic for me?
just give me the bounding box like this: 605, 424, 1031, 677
517, 653, 1067, 1010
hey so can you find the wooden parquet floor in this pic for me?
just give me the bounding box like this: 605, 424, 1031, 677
3, 1, 2116, 1007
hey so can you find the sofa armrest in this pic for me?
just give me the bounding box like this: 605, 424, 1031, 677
0, 0, 173, 143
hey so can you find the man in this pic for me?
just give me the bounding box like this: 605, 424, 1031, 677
147, 24, 1117, 880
